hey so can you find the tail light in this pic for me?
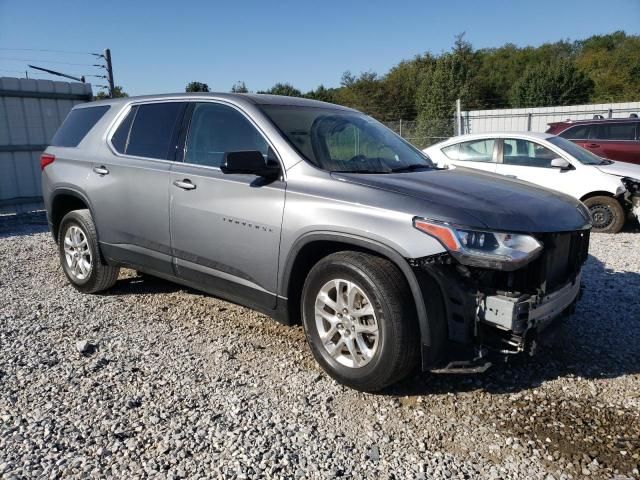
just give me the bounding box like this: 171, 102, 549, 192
40, 153, 55, 170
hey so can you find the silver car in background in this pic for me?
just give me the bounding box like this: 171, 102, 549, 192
42, 94, 591, 391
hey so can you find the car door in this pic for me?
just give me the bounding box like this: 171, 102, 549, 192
169, 101, 285, 310
494, 137, 586, 198
439, 138, 498, 173
590, 122, 639, 164
88, 101, 187, 275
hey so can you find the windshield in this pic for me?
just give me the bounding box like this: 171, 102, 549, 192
260, 105, 433, 173
547, 136, 605, 165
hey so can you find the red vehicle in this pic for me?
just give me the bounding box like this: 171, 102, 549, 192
546, 117, 640, 165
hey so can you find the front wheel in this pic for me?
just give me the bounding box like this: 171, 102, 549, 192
301, 251, 419, 392
583, 196, 625, 233
58, 209, 120, 293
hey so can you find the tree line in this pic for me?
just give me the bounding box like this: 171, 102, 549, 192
105, 31, 640, 143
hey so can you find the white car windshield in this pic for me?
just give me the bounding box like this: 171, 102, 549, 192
547, 136, 606, 165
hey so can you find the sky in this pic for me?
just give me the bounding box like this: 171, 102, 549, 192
0, 0, 639, 97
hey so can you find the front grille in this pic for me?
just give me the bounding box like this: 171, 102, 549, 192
492, 230, 590, 294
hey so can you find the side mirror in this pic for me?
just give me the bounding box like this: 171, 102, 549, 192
221, 151, 280, 178
550, 157, 572, 170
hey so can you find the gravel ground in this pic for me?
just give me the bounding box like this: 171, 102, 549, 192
1, 213, 639, 479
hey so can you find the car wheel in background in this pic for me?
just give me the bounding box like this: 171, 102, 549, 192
58, 209, 120, 293
301, 251, 420, 392
583, 196, 625, 233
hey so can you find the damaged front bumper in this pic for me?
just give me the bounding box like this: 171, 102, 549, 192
411, 229, 589, 373
622, 177, 640, 224
630, 195, 640, 223
478, 273, 581, 353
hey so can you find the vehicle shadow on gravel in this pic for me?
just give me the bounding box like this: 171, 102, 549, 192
107, 273, 188, 296
388, 254, 640, 397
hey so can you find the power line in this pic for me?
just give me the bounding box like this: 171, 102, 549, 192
0, 56, 96, 67
0, 47, 93, 55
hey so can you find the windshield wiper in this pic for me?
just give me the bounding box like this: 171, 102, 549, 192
390, 164, 432, 173
331, 169, 393, 174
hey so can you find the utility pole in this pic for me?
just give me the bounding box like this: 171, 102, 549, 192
456, 98, 463, 136
104, 49, 115, 98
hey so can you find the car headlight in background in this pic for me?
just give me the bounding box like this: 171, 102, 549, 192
413, 218, 543, 271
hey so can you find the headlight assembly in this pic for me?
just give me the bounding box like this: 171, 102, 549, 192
413, 218, 543, 271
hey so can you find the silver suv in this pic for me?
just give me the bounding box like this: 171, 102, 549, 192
42, 94, 592, 391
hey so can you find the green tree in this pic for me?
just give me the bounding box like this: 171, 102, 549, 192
186, 81, 210, 92
231, 81, 248, 93
414, 35, 478, 146
258, 82, 302, 97
510, 59, 594, 107
94, 86, 128, 100
304, 84, 338, 103
334, 71, 389, 119
575, 31, 640, 102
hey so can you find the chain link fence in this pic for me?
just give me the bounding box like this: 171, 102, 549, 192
382, 119, 454, 149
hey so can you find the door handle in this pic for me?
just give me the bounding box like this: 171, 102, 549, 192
93, 166, 109, 175
173, 179, 196, 190
586, 143, 600, 148
505, 174, 518, 178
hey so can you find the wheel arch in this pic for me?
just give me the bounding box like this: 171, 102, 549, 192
49, 188, 95, 241
281, 232, 433, 347
580, 190, 618, 202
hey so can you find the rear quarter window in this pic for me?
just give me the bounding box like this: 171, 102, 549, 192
50, 105, 110, 147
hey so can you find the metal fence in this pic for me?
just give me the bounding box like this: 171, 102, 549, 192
382, 101, 640, 148
0, 77, 92, 214
460, 101, 640, 134
382, 119, 453, 148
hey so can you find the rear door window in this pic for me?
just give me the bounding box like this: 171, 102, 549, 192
50, 105, 110, 147
559, 125, 591, 140
444, 139, 496, 162
114, 102, 186, 159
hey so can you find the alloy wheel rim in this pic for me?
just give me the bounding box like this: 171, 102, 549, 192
63, 225, 92, 280
589, 204, 614, 230
314, 279, 379, 368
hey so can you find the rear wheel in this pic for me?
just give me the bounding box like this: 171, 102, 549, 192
583, 196, 625, 233
301, 251, 419, 392
58, 209, 120, 293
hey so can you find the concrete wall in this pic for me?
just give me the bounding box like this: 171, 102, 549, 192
0, 77, 92, 213
462, 101, 640, 134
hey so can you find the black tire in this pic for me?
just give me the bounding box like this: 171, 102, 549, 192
301, 251, 420, 392
58, 209, 120, 293
583, 196, 625, 233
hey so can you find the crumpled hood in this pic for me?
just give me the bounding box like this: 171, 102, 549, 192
596, 160, 640, 179
332, 168, 591, 233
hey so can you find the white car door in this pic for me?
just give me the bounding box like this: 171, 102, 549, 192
493, 137, 589, 199
439, 138, 498, 173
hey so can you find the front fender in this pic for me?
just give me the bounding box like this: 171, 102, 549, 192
281, 231, 437, 347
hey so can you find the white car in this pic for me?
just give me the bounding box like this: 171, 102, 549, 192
424, 132, 640, 233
